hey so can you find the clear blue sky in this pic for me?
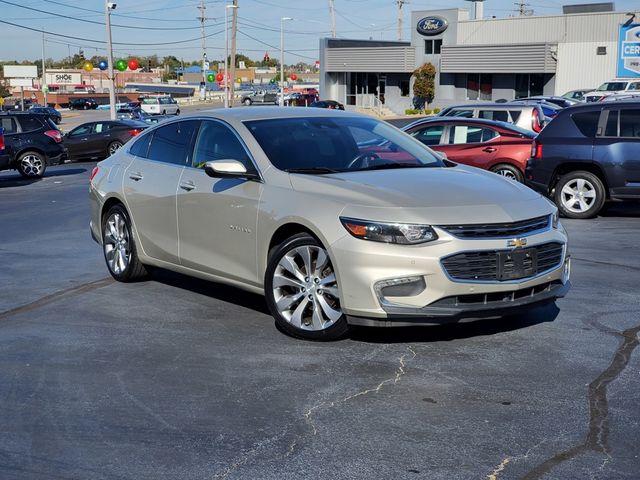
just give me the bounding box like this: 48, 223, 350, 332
1, 0, 639, 64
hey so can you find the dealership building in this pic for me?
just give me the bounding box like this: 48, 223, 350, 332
319, 5, 640, 114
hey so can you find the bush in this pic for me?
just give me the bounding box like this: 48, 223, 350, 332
424, 109, 433, 115
405, 108, 419, 115
433, 108, 441, 114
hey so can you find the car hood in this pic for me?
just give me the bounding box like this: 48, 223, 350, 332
289, 165, 550, 224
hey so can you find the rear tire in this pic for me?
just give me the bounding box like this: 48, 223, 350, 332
107, 141, 123, 157
175, 109, 180, 115
102, 204, 149, 282
490, 163, 524, 183
244, 98, 252, 106
17, 151, 46, 178
265, 233, 348, 341
554, 170, 606, 219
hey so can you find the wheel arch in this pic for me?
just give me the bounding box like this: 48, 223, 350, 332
14, 147, 47, 165
551, 162, 609, 198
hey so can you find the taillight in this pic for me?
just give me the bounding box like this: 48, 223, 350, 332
0, 130, 4, 152
90, 166, 99, 182
531, 109, 542, 133
531, 140, 543, 159
128, 129, 142, 137
44, 129, 63, 143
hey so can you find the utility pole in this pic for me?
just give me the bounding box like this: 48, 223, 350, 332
105, 1, 116, 121
229, 0, 238, 107
41, 30, 48, 107
328, 0, 336, 37
198, 0, 208, 100
514, 1, 533, 16
396, 0, 406, 41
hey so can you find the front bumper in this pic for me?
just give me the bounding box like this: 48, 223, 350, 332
330, 224, 570, 326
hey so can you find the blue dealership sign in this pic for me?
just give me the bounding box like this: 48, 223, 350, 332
618, 23, 640, 77
416, 16, 448, 36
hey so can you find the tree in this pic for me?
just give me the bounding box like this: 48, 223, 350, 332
412, 62, 436, 109
233, 54, 255, 68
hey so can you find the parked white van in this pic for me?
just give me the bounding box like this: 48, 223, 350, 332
140, 96, 180, 115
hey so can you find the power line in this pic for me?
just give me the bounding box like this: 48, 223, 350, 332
0, 0, 209, 30
0, 19, 224, 46
237, 29, 317, 60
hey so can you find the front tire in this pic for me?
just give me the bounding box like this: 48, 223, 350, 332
244, 98, 252, 106
175, 109, 180, 115
102, 204, 148, 282
490, 163, 524, 183
554, 171, 605, 219
17, 151, 46, 178
265, 233, 348, 341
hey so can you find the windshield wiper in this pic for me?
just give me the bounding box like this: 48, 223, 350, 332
284, 167, 340, 174
355, 163, 427, 171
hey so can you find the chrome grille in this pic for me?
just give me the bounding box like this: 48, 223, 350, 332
441, 242, 564, 282
437, 215, 550, 239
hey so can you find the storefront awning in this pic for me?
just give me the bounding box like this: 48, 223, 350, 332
440, 43, 557, 74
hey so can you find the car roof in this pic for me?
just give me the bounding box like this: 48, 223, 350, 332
557, 100, 640, 112
444, 103, 534, 110
181, 106, 361, 122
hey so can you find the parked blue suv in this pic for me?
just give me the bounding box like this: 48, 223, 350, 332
526, 102, 640, 219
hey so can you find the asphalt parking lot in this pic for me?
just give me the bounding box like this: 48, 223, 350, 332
1, 161, 639, 479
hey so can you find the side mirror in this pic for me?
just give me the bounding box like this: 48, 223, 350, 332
437, 151, 448, 160
204, 160, 258, 180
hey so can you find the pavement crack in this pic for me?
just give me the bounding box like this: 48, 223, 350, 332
297, 345, 417, 445
212, 430, 289, 479
0, 277, 114, 321
487, 457, 510, 480
520, 316, 640, 480
572, 257, 640, 272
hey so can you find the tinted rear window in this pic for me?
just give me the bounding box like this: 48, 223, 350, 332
620, 109, 640, 138
17, 115, 45, 132
147, 120, 199, 165
0, 117, 18, 134
129, 133, 152, 158
571, 111, 600, 137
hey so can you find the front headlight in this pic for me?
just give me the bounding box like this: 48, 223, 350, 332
340, 217, 438, 244
551, 210, 559, 229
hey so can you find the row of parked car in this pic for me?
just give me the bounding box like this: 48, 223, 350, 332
404, 96, 640, 218
0, 111, 149, 178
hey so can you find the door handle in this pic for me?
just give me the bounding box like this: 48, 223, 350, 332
179, 180, 196, 191
81, 138, 88, 141
482, 147, 497, 153
129, 172, 143, 181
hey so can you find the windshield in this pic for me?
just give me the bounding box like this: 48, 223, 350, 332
597, 82, 628, 91
244, 116, 444, 173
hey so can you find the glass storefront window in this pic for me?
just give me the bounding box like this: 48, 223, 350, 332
467, 74, 492, 100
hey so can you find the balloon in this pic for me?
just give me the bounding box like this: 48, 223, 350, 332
98, 60, 108, 71
215, 72, 224, 82
207, 73, 215, 82
115, 59, 127, 72
127, 59, 139, 70
236, 78, 241, 83
83, 61, 94, 72
290, 73, 297, 81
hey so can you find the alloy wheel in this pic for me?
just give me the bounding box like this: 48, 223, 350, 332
272, 245, 342, 331
560, 178, 597, 213
20, 154, 44, 177
495, 168, 517, 181
103, 212, 131, 275
108, 142, 123, 155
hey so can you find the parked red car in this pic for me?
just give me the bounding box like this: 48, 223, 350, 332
403, 118, 536, 183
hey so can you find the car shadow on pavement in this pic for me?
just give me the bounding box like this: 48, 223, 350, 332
598, 201, 640, 218
150, 268, 271, 316
349, 303, 560, 344
0, 168, 88, 188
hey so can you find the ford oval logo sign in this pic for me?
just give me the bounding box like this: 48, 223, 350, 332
416, 16, 448, 36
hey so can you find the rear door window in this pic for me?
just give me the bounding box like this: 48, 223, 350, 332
410, 125, 444, 146
572, 111, 601, 137
94, 122, 113, 134
17, 115, 44, 132
449, 109, 474, 118
449, 125, 484, 144
129, 134, 152, 158
619, 109, 640, 138
478, 110, 509, 123
147, 120, 199, 165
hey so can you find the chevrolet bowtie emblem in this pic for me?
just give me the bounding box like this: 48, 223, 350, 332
508, 238, 528, 248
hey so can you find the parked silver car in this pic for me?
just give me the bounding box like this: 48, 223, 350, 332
89, 108, 570, 340
438, 103, 546, 133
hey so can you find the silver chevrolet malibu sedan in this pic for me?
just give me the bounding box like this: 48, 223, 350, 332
89, 108, 570, 340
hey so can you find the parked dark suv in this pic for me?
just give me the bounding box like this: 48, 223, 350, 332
0, 112, 65, 178
526, 102, 640, 219
68, 98, 99, 110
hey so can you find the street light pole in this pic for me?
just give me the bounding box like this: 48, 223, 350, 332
280, 17, 292, 107
41, 29, 48, 107
224, 4, 238, 109
105, 1, 116, 121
